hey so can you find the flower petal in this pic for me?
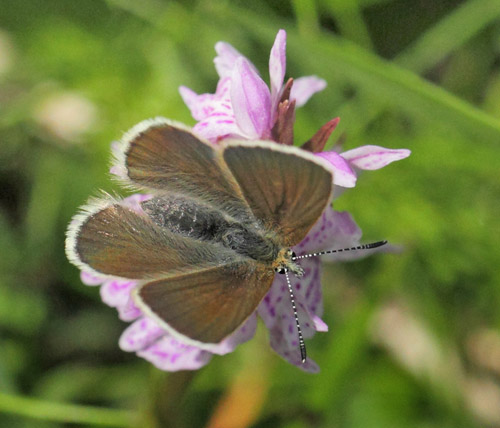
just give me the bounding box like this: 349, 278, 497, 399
117, 296, 143, 322
318, 213, 363, 262
258, 258, 324, 326
179, 78, 233, 122
214, 41, 249, 78
193, 113, 243, 142
295, 206, 365, 262
178, 86, 204, 120
179, 79, 245, 142
258, 259, 323, 373
315, 151, 357, 188
231, 58, 272, 139
269, 29, 287, 109
80, 270, 104, 286
312, 315, 328, 332
290, 76, 327, 107
100, 279, 137, 308
119, 316, 165, 352
341, 145, 411, 170
137, 336, 212, 371
268, 324, 320, 373
258, 256, 325, 368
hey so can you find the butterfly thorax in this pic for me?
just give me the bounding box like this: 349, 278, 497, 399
142, 196, 281, 264
273, 248, 305, 277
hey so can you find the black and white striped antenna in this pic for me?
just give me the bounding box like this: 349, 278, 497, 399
284, 270, 307, 363
285, 240, 387, 364
292, 240, 387, 261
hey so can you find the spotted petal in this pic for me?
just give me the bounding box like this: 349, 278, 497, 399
100, 279, 137, 309
119, 316, 165, 352
258, 255, 325, 371
137, 336, 212, 371
268, 323, 320, 373
117, 296, 142, 322
179, 78, 232, 121
192, 112, 243, 142
296, 207, 364, 262
180, 79, 242, 141
99, 279, 142, 321
257, 259, 323, 340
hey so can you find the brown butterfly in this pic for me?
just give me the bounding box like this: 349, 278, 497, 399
65, 118, 335, 359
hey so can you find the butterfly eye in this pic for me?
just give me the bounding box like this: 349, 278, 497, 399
274, 267, 287, 275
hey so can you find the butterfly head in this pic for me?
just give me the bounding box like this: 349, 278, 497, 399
273, 248, 304, 277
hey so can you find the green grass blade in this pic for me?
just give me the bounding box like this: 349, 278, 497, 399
320, 0, 375, 50
0, 392, 137, 427
397, 0, 500, 73
292, 0, 320, 37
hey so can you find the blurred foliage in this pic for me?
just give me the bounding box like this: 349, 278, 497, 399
1, 0, 500, 427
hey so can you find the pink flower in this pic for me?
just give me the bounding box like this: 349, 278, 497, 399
74, 30, 411, 373
179, 29, 326, 142
180, 30, 410, 188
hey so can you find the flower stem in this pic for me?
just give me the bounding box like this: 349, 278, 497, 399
0, 391, 136, 426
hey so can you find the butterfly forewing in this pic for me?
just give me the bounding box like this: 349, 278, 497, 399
135, 262, 275, 345
117, 119, 254, 221
66, 199, 238, 280
222, 141, 333, 246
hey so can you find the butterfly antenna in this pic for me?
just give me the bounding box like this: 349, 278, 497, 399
292, 240, 388, 260
285, 270, 307, 363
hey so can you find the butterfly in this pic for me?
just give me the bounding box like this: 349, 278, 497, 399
65, 117, 337, 361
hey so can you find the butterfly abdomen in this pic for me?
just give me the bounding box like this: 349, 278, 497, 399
142, 196, 226, 241
142, 196, 279, 264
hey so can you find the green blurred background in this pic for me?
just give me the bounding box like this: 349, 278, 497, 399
1, 0, 500, 427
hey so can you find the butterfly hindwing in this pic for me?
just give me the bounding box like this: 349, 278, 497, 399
134, 262, 274, 346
